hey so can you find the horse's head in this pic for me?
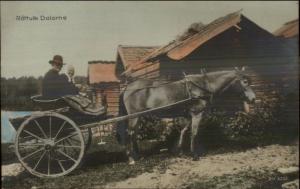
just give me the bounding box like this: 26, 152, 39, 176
232, 67, 256, 104
186, 68, 256, 104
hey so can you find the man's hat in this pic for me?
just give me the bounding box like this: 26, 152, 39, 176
49, 55, 66, 65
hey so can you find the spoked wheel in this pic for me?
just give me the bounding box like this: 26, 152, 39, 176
15, 112, 85, 178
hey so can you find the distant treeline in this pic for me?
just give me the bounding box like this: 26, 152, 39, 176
1, 76, 87, 111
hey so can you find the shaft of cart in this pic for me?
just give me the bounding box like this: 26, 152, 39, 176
80, 98, 192, 130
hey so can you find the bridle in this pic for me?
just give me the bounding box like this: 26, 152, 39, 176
216, 77, 238, 95
216, 72, 252, 100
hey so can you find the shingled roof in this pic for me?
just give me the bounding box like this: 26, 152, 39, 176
88, 61, 119, 84
274, 19, 299, 38
136, 10, 243, 64
122, 10, 243, 76
122, 10, 276, 78
117, 45, 159, 68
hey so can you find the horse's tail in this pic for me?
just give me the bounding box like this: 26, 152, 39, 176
116, 91, 128, 145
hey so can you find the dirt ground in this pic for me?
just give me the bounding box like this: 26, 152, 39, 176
104, 144, 298, 189
2, 163, 24, 177
2, 143, 298, 189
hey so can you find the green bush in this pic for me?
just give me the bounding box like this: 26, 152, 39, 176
226, 95, 298, 145
136, 116, 166, 140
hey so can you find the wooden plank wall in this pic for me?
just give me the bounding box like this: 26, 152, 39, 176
130, 62, 160, 80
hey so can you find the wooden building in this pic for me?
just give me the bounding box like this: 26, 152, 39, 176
273, 19, 299, 95
274, 19, 299, 39
273, 18, 298, 64
88, 61, 120, 116
273, 18, 298, 60
115, 45, 160, 83
116, 11, 298, 112
274, 19, 299, 122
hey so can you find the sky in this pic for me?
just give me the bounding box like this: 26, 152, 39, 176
1, 1, 298, 78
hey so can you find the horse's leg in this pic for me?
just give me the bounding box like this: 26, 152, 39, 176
126, 117, 140, 165
177, 119, 191, 152
190, 112, 203, 160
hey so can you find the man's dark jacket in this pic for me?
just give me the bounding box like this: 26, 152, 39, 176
42, 69, 78, 98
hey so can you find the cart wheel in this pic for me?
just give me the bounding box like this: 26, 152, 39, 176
15, 112, 85, 178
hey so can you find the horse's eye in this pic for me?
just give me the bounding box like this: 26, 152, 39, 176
242, 80, 248, 85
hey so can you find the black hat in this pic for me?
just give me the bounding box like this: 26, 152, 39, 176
49, 55, 66, 65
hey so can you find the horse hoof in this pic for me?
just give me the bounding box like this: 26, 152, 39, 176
129, 158, 136, 165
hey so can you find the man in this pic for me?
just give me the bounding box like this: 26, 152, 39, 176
42, 55, 106, 116
42, 55, 78, 98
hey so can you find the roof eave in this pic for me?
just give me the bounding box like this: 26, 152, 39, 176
117, 45, 129, 67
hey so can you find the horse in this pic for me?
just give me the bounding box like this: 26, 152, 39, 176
118, 68, 256, 164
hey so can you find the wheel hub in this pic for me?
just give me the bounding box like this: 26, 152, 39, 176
45, 144, 52, 151
44, 139, 55, 151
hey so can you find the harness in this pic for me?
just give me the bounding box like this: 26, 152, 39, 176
123, 72, 241, 108
120, 72, 244, 117
182, 72, 214, 103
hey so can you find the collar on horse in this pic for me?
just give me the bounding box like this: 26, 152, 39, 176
182, 72, 213, 103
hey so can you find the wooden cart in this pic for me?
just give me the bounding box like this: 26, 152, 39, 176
10, 95, 191, 178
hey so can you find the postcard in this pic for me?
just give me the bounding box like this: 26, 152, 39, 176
1, 1, 298, 188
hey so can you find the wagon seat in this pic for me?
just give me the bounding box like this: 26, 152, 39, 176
31, 95, 107, 116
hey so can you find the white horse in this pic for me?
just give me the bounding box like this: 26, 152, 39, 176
119, 68, 256, 164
